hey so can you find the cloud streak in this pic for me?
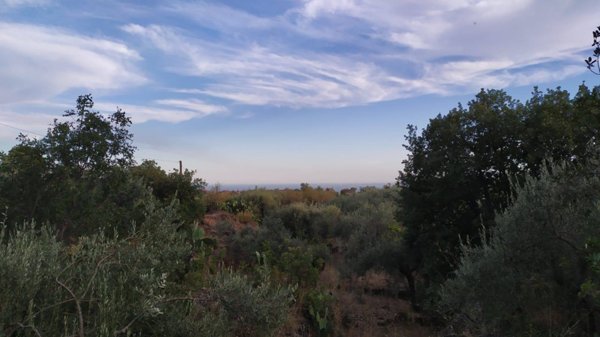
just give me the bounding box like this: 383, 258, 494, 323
0, 22, 145, 105
1, 0, 597, 117
121, 0, 594, 108
96, 98, 227, 124
0, 0, 49, 8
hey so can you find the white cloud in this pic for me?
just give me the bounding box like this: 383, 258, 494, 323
1, 0, 49, 8
122, 0, 597, 108
96, 99, 227, 124
0, 22, 145, 105
300, 0, 357, 19
163, 2, 273, 31
1, 1, 594, 113
125, 3, 600, 107
124, 24, 411, 108
154, 99, 226, 115
0, 107, 55, 142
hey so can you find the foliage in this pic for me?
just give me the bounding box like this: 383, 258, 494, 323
0, 94, 305, 337
42, 94, 135, 172
586, 25, 600, 75
269, 203, 341, 241
185, 227, 218, 287
304, 289, 334, 336
0, 202, 295, 337
439, 161, 600, 336
331, 185, 398, 214
132, 160, 206, 224
279, 246, 323, 287
197, 268, 295, 337
398, 84, 600, 288
342, 199, 420, 308
0, 203, 195, 337
0, 95, 147, 236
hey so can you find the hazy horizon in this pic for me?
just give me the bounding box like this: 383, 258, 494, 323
208, 182, 390, 192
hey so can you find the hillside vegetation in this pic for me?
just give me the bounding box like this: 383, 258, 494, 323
2, 83, 600, 336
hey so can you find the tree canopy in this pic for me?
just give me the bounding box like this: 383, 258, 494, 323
398, 84, 600, 286
0, 95, 204, 236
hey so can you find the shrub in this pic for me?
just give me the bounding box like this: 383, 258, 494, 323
0, 204, 194, 337
279, 246, 322, 287
304, 289, 334, 336
197, 269, 295, 337
269, 203, 341, 241
439, 162, 600, 336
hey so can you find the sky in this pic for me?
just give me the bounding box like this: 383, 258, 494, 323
0, 0, 599, 186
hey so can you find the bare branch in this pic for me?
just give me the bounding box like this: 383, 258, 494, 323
56, 278, 85, 337
82, 250, 115, 297
113, 296, 195, 336
16, 323, 43, 337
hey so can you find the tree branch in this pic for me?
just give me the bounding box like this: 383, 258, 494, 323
16, 323, 43, 337
56, 278, 85, 337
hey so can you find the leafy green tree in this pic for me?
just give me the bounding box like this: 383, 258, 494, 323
197, 269, 295, 337
343, 199, 419, 308
0, 94, 147, 236
399, 89, 524, 285
0, 144, 48, 221
40, 94, 135, 174
398, 84, 600, 291
0, 197, 294, 337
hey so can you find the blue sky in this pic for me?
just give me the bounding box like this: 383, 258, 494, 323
0, 0, 599, 185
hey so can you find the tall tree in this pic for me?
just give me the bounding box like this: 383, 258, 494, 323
0, 95, 145, 236
398, 84, 600, 289
41, 94, 135, 175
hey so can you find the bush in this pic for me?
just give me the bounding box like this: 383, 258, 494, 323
304, 289, 334, 336
197, 269, 295, 337
0, 203, 194, 337
439, 162, 600, 336
269, 203, 341, 241
278, 245, 325, 288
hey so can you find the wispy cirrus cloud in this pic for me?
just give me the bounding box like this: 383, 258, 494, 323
296, 0, 591, 61
0, 0, 49, 8
121, 0, 596, 109
96, 98, 227, 124
1, 0, 597, 119
0, 100, 65, 141
0, 22, 145, 105
123, 23, 406, 108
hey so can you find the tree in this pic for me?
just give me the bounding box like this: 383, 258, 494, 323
0, 95, 145, 236
398, 84, 600, 293
586, 26, 600, 75
0, 200, 295, 337
398, 89, 525, 285
40, 94, 135, 175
